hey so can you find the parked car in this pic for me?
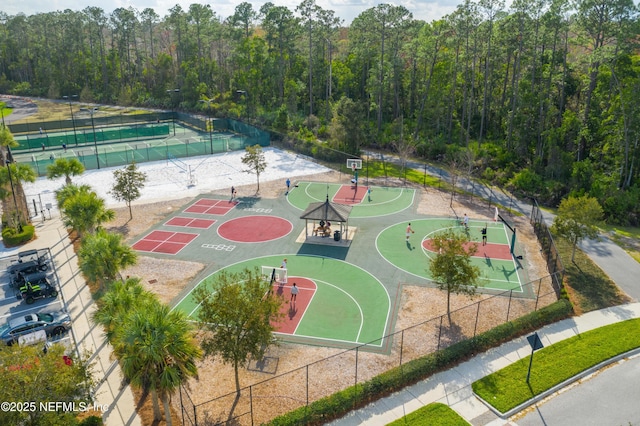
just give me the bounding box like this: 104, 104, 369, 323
0, 311, 71, 346
16, 278, 58, 304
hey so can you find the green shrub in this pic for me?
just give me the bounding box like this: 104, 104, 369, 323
1, 224, 35, 246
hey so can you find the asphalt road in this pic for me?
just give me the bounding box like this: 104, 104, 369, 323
516, 353, 640, 426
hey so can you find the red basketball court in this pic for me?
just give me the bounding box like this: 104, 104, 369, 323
164, 216, 216, 229
333, 184, 368, 205
218, 216, 293, 243
271, 277, 316, 334
131, 230, 199, 255
184, 198, 238, 215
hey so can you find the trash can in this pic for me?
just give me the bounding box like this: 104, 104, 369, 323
333, 230, 341, 241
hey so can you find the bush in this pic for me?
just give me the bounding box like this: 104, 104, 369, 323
1, 224, 35, 246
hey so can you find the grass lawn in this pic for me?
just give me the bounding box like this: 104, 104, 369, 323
600, 224, 640, 263
386, 403, 469, 426
472, 318, 640, 413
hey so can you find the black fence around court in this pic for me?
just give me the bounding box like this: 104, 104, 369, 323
179, 271, 561, 426
530, 199, 565, 296
10, 112, 271, 176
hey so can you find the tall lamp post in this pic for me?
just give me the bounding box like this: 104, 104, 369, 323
6, 157, 23, 232
166, 89, 180, 136
199, 98, 214, 154
62, 95, 79, 145
81, 107, 100, 169
236, 90, 247, 120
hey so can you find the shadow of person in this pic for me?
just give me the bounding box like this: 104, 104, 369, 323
288, 304, 297, 319
406, 240, 414, 250
276, 285, 284, 297
484, 253, 493, 269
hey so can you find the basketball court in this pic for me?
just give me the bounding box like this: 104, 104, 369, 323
127, 158, 531, 350
173, 255, 392, 348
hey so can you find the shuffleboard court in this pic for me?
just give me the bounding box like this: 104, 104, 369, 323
173, 255, 391, 347
165, 216, 216, 229
184, 198, 238, 215
132, 230, 199, 255
287, 181, 415, 218
376, 219, 525, 293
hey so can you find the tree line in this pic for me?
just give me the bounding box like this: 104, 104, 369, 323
1, 0, 639, 223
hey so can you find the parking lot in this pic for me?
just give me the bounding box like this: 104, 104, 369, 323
0, 247, 72, 347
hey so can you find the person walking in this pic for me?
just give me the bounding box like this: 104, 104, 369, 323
481, 224, 487, 246
281, 258, 287, 269
286, 178, 291, 194
406, 223, 414, 241
462, 213, 469, 229
230, 186, 236, 201
290, 282, 298, 302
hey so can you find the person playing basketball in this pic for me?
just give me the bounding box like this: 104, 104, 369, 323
406, 223, 415, 240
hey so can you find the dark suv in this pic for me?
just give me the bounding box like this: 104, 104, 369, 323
0, 311, 71, 346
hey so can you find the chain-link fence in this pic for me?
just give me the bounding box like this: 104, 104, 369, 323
530, 199, 564, 296
181, 272, 560, 425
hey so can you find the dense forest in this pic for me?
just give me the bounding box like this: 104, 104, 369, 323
1, 0, 639, 223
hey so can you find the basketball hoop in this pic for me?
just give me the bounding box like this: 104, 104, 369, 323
352, 164, 356, 173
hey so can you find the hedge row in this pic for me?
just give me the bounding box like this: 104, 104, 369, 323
1, 224, 35, 247
267, 298, 573, 426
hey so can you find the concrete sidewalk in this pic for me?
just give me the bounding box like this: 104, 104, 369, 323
329, 303, 640, 425
6, 218, 141, 426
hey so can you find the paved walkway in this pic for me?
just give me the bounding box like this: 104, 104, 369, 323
330, 303, 640, 426
2, 218, 141, 426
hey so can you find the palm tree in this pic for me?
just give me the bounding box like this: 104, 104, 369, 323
60, 188, 115, 238
120, 303, 201, 425
78, 229, 137, 287
0, 162, 37, 230
92, 277, 154, 346
46, 158, 85, 185
55, 183, 92, 207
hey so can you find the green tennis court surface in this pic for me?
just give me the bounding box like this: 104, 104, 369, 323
376, 219, 525, 292
287, 181, 415, 218
173, 255, 391, 347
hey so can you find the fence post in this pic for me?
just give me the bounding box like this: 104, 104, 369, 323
354, 346, 359, 408
437, 315, 443, 352
250, 385, 254, 426
399, 330, 404, 367
473, 302, 481, 337
506, 290, 513, 321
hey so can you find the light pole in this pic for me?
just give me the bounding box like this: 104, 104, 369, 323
199, 98, 214, 154
62, 95, 79, 145
6, 157, 23, 232
166, 89, 180, 136
236, 90, 247, 120
81, 107, 100, 169
324, 37, 333, 124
